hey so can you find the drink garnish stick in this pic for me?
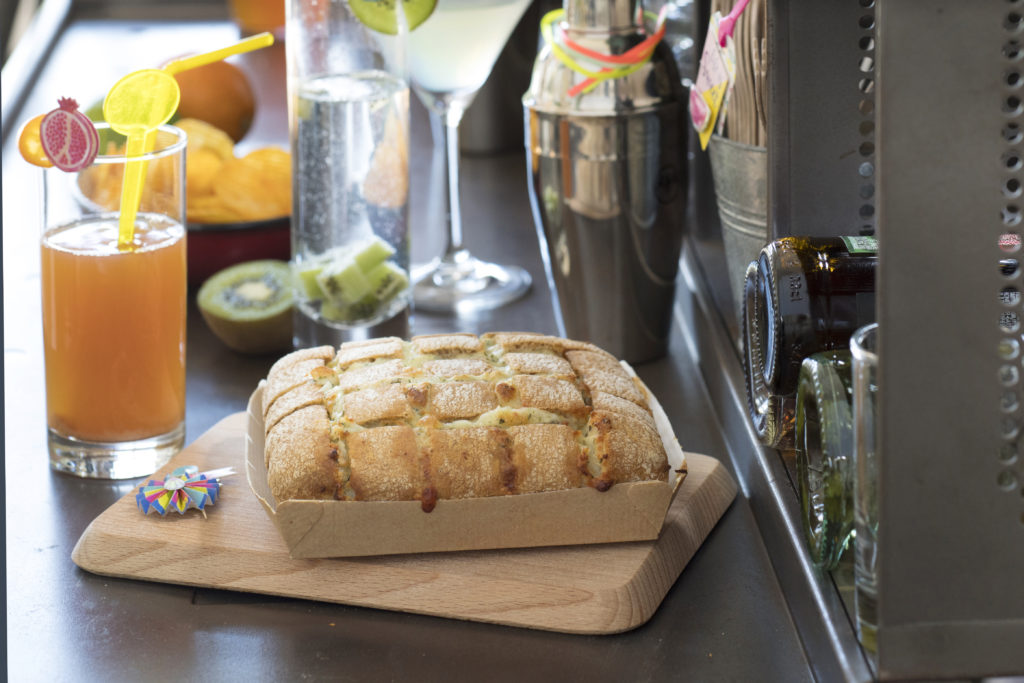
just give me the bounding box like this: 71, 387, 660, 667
162, 32, 274, 75
36, 98, 99, 171
717, 0, 752, 47
102, 32, 274, 249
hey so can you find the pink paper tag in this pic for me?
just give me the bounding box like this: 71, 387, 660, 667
690, 13, 736, 150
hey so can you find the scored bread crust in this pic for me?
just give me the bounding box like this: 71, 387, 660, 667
263, 332, 671, 509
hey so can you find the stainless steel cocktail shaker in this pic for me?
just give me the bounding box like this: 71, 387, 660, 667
523, 0, 687, 363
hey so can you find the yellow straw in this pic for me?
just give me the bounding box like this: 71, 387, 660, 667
117, 129, 157, 247
162, 32, 274, 75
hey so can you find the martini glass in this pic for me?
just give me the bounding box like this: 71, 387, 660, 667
409, 0, 533, 313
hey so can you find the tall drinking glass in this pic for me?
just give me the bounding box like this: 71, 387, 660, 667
42, 124, 188, 479
851, 321, 879, 652
409, 0, 533, 313
286, 0, 412, 347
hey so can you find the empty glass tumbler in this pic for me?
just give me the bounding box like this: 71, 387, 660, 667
851, 322, 879, 652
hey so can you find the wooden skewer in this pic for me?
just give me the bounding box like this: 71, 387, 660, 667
707, 0, 767, 146
752, 32, 766, 147
732, 0, 748, 143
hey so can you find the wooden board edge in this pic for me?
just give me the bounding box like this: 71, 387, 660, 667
70, 414, 740, 636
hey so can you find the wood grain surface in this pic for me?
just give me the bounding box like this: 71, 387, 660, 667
72, 412, 737, 635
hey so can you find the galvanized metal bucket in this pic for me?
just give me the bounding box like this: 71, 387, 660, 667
707, 134, 768, 323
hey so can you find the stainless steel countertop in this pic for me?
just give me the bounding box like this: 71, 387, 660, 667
3, 7, 831, 681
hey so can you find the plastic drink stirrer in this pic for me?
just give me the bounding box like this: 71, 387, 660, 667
102, 32, 274, 248
717, 0, 751, 47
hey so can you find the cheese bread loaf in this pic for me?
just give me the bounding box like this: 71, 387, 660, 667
261, 332, 670, 511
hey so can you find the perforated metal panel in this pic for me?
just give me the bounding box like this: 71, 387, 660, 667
767, 0, 876, 241
875, 0, 1024, 678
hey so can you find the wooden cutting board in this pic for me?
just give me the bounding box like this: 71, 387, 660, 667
73, 412, 737, 635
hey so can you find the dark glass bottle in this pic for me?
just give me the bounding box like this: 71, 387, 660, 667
742, 236, 877, 448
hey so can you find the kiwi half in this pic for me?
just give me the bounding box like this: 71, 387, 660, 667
349, 0, 437, 35
197, 260, 294, 354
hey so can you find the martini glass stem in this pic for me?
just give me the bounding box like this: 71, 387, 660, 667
412, 84, 530, 312
433, 100, 467, 267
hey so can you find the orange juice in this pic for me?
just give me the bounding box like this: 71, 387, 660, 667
41, 215, 187, 443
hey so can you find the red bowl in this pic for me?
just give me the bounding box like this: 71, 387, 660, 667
187, 216, 291, 287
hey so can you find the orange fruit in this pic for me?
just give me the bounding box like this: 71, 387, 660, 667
228, 0, 286, 35
18, 114, 54, 168
171, 60, 255, 142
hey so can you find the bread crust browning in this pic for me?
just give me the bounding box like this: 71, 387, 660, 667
565, 350, 647, 406
262, 334, 670, 506
502, 374, 589, 416
429, 381, 499, 420
265, 383, 327, 437
342, 384, 412, 425
427, 426, 514, 499
347, 426, 425, 501
335, 337, 404, 369
266, 404, 341, 501
586, 410, 671, 486
508, 424, 583, 493
503, 352, 574, 377
411, 333, 483, 356
262, 345, 335, 418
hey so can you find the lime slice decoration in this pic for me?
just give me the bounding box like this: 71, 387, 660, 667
349, 0, 437, 35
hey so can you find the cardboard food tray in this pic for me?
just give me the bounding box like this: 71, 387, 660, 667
246, 368, 689, 558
